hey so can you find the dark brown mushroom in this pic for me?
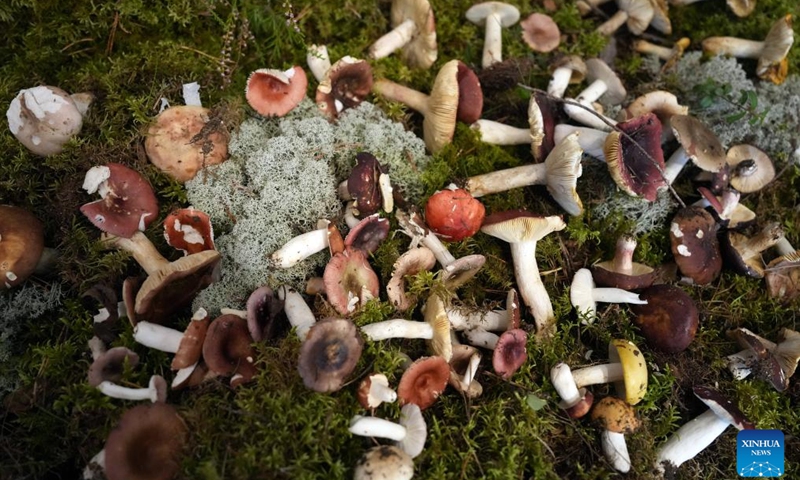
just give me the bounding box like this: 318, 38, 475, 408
592, 235, 656, 290
202, 314, 257, 386
604, 113, 666, 202
669, 207, 722, 285
316, 57, 373, 120
163, 207, 215, 255
297, 318, 363, 393
630, 284, 699, 354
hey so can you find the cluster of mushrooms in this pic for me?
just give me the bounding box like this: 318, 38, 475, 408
2, 0, 799, 478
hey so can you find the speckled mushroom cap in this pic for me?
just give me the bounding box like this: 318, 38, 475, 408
391, 0, 437, 69
103, 402, 188, 480
144, 105, 229, 182
608, 339, 648, 405
88, 347, 140, 387
80, 163, 159, 238
604, 113, 666, 202
630, 284, 699, 354
163, 207, 215, 255
316, 57, 373, 120
0, 205, 44, 290
386, 247, 436, 312
671, 115, 727, 173
298, 318, 363, 393
202, 314, 257, 381
246, 66, 307, 117
728, 328, 786, 391
584, 58, 627, 105
693, 385, 755, 431
354, 445, 414, 480
397, 355, 450, 410
492, 328, 528, 379
520, 13, 560, 53
6, 85, 85, 156
590, 396, 640, 434
757, 14, 794, 84
423, 59, 459, 154
669, 206, 722, 285
726, 144, 775, 193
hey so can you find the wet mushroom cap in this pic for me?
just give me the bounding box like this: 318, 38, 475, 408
669, 206, 722, 285
424, 188, 486, 241
0, 205, 45, 290
630, 284, 699, 354
246, 66, 307, 117
104, 402, 188, 480
298, 318, 363, 393
397, 356, 450, 410
347, 152, 384, 218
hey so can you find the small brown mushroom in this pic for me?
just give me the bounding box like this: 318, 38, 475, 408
630, 284, 699, 353
396, 356, 450, 409
0, 205, 45, 290
669, 207, 722, 285
298, 318, 363, 393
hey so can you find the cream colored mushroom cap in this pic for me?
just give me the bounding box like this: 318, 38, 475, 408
423, 295, 452, 361
757, 14, 794, 84
727, 144, 775, 193
726, 0, 757, 18
544, 131, 584, 216
608, 339, 648, 405
392, 0, 438, 69
423, 60, 459, 153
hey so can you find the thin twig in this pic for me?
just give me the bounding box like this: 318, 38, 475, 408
518, 85, 687, 208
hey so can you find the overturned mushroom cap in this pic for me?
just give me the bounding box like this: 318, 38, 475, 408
669, 207, 722, 285
386, 247, 436, 312
604, 113, 666, 201
88, 347, 140, 387
144, 105, 229, 182
323, 247, 381, 315
726, 144, 775, 193
316, 57, 373, 120
246, 66, 307, 117
397, 356, 450, 410
0, 205, 45, 290
393, 0, 438, 69
104, 402, 188, 480
298, 318, 363, 393
80, 163, 159, 238
520, 13, 560, 53
729, 328, 786, 391
757, 14, 794, 84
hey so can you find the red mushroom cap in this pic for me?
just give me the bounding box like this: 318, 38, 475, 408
246, 66, 307, 117
456, 62, 483, 124
397, 356, 450, 410
163, 207, 215, 255
323, 247, 381, 316
492, 328, 528, 379
80, 163, 159, 238
424, 187, 486, 241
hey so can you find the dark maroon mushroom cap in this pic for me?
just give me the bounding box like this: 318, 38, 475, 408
316, 57, 373, 120
693, 386, 755, 430
630, 284, 699, 354
344, 214, 390, 254
104, 402, 188, 480
456, 61, 483, 124
566, 389, 594, 419
348, 152, 384, 218
492, 329, 528, 379
669, 206, 722, 285
729, 328, 787, 391
297, 318, 363, 393
246, 285, 284, 342
531, 91, 562, 162
88, 347, 140, 387
80, 163, 159, 238
202, 314, 257, 380
604, 113, 666, 202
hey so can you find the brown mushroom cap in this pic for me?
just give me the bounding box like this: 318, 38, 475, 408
163, 207, 215, 255
726, 144, 775, 193
630, 284, 699, 354
0, 205, 45, 290
323, 247, 381, 316
520, 13, 560, 53
316, 57, 373, 120
397, 356, 450, 410
88, 347, 140, 387
529, 91, 562, 162
728, 328, 787, 391
669, 207, 722, 285
492, 328, 528, 379
592, 235, 656, 290
455, 62, 483, 124
144, 105, 229, 182
591, 396, 640, 434
391, 0, 438, 69
345, 215, 390, 254
104, 402, 188, 480
171, 308, 210, 370
245, 285, 285, 342
297, 318, 363, 393
386, 247, 436, 312
80, 163, 159, 238
347, 152, 384, 218
670, 115, 726, 173
604, 113, 666, 202
246, 66, 307, 117
202, 314, 257, 381
693, 385, 755, 431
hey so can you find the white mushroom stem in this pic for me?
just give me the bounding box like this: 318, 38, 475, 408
337, 180, 352, 200
548, 67, 575, 98
88, 336, 107, 361
373, 79, 430, 115
343, 201, 361, 229
481, 11, 506, 67
633, 40, 675, 60
371, 381, 399, 404
397, 211, 457, 267
82, 449, 106, 480
446, 307, 509, 331
596, 10, 630, 36
591, 287, 645, 304
563, 99, 616, 131
307, 44, 331, 82
702, 37, 765, 59
576, 80, 609, 105
554, 124, 607, 160
349, 415, 407, 441
774, 237, 795, 256
571, 362, 624, 388
361, 319, 433, 341
379, 173, 394, 213
601, 430, 632, 473
663, 147, 690, 185
551, 363, 582, 407
270, 221, 330, 269
278, 286, 316, 341
471, 119, 532, 145
466, 163, 547, 197
463, 328, 499, 349
656, 409, 732, 472
171, 362, 198, 389
133, 321, 183, 353
103, 232, 169, 275
96, 377, 161, 402
512, 241, 554, 332
370, 19, 417, 59
462, 351, 482, 390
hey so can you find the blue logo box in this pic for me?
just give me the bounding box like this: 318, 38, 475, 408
737, 429, 784, 477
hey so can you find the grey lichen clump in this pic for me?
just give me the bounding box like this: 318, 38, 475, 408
186, 99, 430, 314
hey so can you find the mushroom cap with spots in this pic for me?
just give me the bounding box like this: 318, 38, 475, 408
163, 207, 215, 255
630, 284, 698, 354
0, 205, 45, 290
591, 396, 640, 434
297, 318, 363, 393
669, 206, 722, 285
728, 328, 786, 391
144, 105, 229, 182
246, 66, 307, 117
608, 339, 648, 405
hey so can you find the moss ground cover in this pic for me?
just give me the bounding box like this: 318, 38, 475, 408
1, 0, 799, 479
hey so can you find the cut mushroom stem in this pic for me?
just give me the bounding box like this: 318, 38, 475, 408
471, 119, 532, 145
702, 37, 765, 59
370, 19, 418, 60
278, 286, 316, 341
361, 319, 433, 341
97, 375, 165, 403
307, 45, 331, 83
270, 221, 330, 269
774, 236, 796, 256
133, 321, 183, 353
633, 39, 674, 59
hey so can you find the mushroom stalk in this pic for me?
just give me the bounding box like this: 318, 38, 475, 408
612, 236, 636, 274
551, 363, 582, 405
601, 430, 632, 473
471, 120, 532, 145
511, 241, 554, 335
104, 232, 169, 275
307, 45, 331, 82
89, 336, 107, 361
576, 80, 609, 105
554, 124, 607, 160
361, 319, 433, 341
563, 101, 616, 131
466, 163, 546, 197
663, 147, 690, 184
571, 362, 624, 388
97, 377, 162, 402
370, 19, 417, 59
633, 40, 674, 60
397, 211, 457, 267
446, 307, 508, 331
774, 237, 795, 256
133, 321, 183, 353
548, 67, 575, 98
596, 10, 629, 36
373, 79, 430, 114
656, 409, 730, 471
481, 11, 505, 67
463, 328, 499, 349
591, 287, 645, 304
371, 381, 399, 404
349, 416, 407, 441
702, 37, 765, 59
270, 222, 330, 269
278, 286, 316, 341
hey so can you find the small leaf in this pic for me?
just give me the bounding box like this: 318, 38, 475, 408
526, 393, 547, 411
725, 112, 747, 123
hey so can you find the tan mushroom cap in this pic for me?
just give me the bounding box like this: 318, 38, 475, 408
620, 0, 655, 35
549, 55, 587, 84
726, 144, 775, 193
591, 396, 640, 434
386, 247, 436, 311
298, 318, 363, 393
442, 254, 486, 289
608, 339, 648, 405
392, 0, 438, 69
423, 59, 459, 153
726, 0, 757, 18
0, 205, 45, 290
480, 210, 566, 244
671, 114, 726, 173
648, 0, 671, 35
765, 251, 800, 303
544, 131, 584, 216
520, 13, 561, 53
619, 91, 688, 141
758, 14, 794, 84
145, 105, 228, 183
422, 295, 452, 361
448, 344, 483, 398
584, 59, 626, 105
397, 355, 450, 410
354, 445, 414, 480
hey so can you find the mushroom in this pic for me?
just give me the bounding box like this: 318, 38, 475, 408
720, 222, 784, 278
0, 205, 46, 290
552, 339, 648, 407
726, 327, 800, 390
595, 0, 654, 36
316, 57, 373, 120
632, 38, 690, 72
6, 85, 90, 156
448, 344, 483, 398
323, 246, 380, 316
96, 375, 168, 403
554, 124, 608, 160
550, 363, 594, 419
630, 284, 699, 353
144, 105, 228, 182
591, 235, 656, 290
424, 185, 486, 241
87, 346, 167, 402
563, 59, 626, 130
277, 285, 317, 341
80, 163, 159, 239
466, 131, 584, 216
163, 207, 215, 255
270, 219, 331, 269
702, 14, 794, 84
306, 44, 331, 82
617, 90, 688, 142
133, 308, 210, 370
360, 296, 452, 360
103, 402, 187, 480
245, 66, 307, 117
102, 232, 220, 324
345, 214, 390, 254
591, 396, 640, 473
354, 445, 414, 480
222, 286, 285, 342
656, 386, 754, 475
547, 55, 587, 98
349, 403, 427, 458
694, 187, 756, 229
386, 246, 437, 312
465, 2, 520, 68
765, 238, 800, 302
569, 268, 647, 325
669, 0, 756, 18
604, 113, 666, 202
669, 206, 722, 285
357, 373, 398, 410
480, 210, 566, 339
368, 0, 437, 69
202, 314, 257, 387
726, 144, 776, 193
297, 318, 362, 393
662, 114, 726, 185
346, 152, 385, 219
520, 13, 560, 53
396, 356, 450, 409
491, 328, 528, 379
